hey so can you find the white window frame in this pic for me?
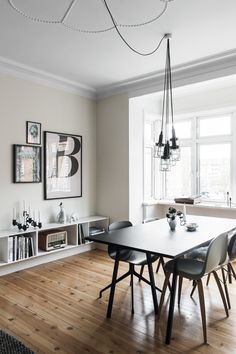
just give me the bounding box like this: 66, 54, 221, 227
144, 110, 235, 203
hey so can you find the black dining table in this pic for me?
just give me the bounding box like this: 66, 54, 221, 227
86, 215, 236, 344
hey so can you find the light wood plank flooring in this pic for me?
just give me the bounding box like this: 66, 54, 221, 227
0, 250, 235, 354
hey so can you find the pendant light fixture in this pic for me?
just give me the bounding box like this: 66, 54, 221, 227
154, 34, 180, 171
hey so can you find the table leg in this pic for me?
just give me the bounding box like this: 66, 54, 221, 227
165, 258, 178, 344
106, 249, 120, 318
146, 252, 158, 315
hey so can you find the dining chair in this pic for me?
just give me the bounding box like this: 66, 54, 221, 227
227, 231, 236, 282
99, 221, 159, 314
157, 232, 229, 343
190, 230, 236, 309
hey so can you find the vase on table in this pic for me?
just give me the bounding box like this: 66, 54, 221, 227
168, 218, 177, 231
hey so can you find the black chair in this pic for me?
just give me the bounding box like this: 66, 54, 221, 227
227, 231, 236, 282
190, 230, 236, 309
99, 221, 160, 314
158, 232, 229, 343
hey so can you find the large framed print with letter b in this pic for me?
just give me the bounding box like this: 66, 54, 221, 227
44, 131, 82, 200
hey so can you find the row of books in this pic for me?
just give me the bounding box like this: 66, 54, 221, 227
78, 225, 105, 245
9, 235, 35, 262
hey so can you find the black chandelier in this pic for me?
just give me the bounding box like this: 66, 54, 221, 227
154, 35, 180, 171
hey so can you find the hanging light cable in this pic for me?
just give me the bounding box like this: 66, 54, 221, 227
154, 34, 180, 171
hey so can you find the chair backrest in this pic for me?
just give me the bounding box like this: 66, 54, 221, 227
228, 231, 236, 261
108, 221, 132, 231
108, 221, 133, 256
202, 232, 228, 275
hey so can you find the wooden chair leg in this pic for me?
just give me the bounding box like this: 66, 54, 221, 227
228, 263, 232, 284
212, 270, 229, 317
139, 265, 145, 282
221, 268, 231, 309
157, 272, 171, 320
197, 279, 207, 344
178, 276, 183, 306
206, 273, 211, 286
190, 280, 197, 298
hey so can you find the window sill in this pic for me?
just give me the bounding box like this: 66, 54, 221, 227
143, 199, 236, 211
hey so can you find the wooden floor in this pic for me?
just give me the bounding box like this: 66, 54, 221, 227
0, 250, 235, 354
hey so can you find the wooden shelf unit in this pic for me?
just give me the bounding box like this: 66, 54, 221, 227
0, 216, 109, 276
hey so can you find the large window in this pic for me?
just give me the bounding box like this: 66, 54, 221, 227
144, 113, 233, 203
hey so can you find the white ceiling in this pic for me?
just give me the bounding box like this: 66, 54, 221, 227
0, 0, 236, 93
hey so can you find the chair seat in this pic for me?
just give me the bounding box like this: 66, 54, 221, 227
110, 248, 158, 265
165, 258, 205, 280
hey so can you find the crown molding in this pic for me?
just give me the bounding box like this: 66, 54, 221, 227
0, 56, 97, 99
96, 48, 236, 99
1, 49, 236, 101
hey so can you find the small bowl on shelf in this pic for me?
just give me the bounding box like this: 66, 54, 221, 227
186, 222, 198, 232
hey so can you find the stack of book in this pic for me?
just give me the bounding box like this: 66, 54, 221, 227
89, 226, 105, 236
174, 195, 201, 205
8, 235, 35, 262
78, 225, 105, 245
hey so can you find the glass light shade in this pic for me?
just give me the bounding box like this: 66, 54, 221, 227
170, 146, 181, 162
160, 157, 171, 171
154, 143, 164, 158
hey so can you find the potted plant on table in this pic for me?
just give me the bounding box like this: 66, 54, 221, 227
166, 207, 184, 231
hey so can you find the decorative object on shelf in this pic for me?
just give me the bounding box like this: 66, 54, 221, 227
44, 131, 82, 199
57, 202, 66, 224
166, 206, 185, 230
26, 121, 41, 145
13, 144, 41, 183
70, 212, 79, 222
38, 230, 67, 251
154, 35, 180, 171
12, 204, 42, 231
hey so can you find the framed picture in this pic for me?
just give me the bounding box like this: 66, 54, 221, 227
13, 145, 42, 183
44, 131, 82, 200
26, 121, 41, 145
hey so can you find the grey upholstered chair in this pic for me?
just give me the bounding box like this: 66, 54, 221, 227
190, 230, 236, 309
227, 231, 236, 282
99, 221, 159, 314
158, 232, 229, 343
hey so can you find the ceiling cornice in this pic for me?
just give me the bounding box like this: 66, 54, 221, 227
96, 48, 236, 99
0, 56, 97, 99
1, 49, 236, 101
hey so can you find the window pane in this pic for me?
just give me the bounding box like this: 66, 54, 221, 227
165, 147, 191, 199
199, 116, 231, 137
199, 144, 230, 201
144, 147, 152, 199
174, 120, 191, 139
144, 121, 153, 142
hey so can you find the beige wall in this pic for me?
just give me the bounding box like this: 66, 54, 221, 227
0, 73, 96, 229
96, 94, 129, 223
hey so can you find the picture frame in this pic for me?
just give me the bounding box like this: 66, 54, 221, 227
26, 121, 41, 145
13, 144, 42, 183
44, 131, 82, 200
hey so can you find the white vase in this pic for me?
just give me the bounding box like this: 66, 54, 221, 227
57, 203, 66, 223
168, 218, 177, 231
